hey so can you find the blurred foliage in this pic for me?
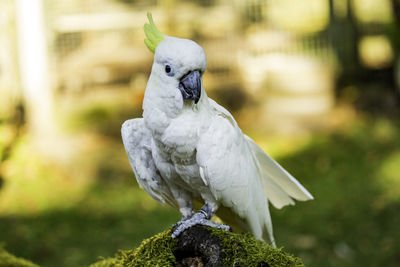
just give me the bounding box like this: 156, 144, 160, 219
266, 0, 330, 34
353, 0, 394, 23
0, 246, 39, 267
270, 117, 400, 267
0, 182, 179, 267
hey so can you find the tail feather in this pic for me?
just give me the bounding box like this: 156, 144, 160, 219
262, 202, 276, 247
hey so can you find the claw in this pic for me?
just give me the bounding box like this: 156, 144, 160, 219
171, 215, 192, 232
171, 222, 181, 232
171, 212, 231, 238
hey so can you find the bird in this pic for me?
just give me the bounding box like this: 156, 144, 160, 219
121, 13, 313, 247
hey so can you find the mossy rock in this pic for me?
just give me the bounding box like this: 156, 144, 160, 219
90, 226, 304, 267
0, 247, 39, 267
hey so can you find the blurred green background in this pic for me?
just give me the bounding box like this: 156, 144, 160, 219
1, 0, 400, 266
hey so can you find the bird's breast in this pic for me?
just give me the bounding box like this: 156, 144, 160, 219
148, 104, 213, 188
159, 111, 203, 152
171, 152, 196, 166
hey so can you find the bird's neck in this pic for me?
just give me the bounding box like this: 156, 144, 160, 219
142, 82, 209, 137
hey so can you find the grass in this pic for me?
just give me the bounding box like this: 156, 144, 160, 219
0, 113, 400, 266
270, 117, 400, 266
0, 246, 39, 267
0, 184, 179, 267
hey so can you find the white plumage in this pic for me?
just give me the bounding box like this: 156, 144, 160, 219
122, 33, 313, 246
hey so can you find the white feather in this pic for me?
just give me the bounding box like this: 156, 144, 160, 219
197, 101, 276, 244
121, 119, 177, 208
245, 135, 314, 208
199, 166, 208, 186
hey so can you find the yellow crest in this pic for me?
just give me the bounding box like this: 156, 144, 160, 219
144, 12, 164, 53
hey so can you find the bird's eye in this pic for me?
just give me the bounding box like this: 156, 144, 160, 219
165, 64, 174, 76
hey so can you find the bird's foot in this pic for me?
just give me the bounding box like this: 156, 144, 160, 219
171, 215, 191, 232
171, 211, 231, 238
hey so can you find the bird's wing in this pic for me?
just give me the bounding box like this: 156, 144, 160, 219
121, 118, 177, 208
206, 99, 313, 210
196, 111, 251, 212
244, 135, 314, 209
197, 99, 274, 242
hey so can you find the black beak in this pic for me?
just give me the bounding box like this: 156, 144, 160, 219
179, 70, 201, 104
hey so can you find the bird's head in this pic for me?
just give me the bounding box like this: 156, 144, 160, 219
144, 13, 206, 105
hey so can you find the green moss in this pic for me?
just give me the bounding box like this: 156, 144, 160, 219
88, 257, 121, 267
208, 228, 304, 267
89, 227, 303, 267
0, 247, 39, 267
89, 230, 177, 267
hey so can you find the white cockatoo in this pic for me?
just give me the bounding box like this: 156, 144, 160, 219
122, 13, 313, 246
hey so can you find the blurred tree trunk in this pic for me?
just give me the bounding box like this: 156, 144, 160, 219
328, 0, 361, 83
15, 0, 56, 142
391, 0, 400, 26
0, 0, 24, 187
390, 0, 400, 90
0, 0, 21, 121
